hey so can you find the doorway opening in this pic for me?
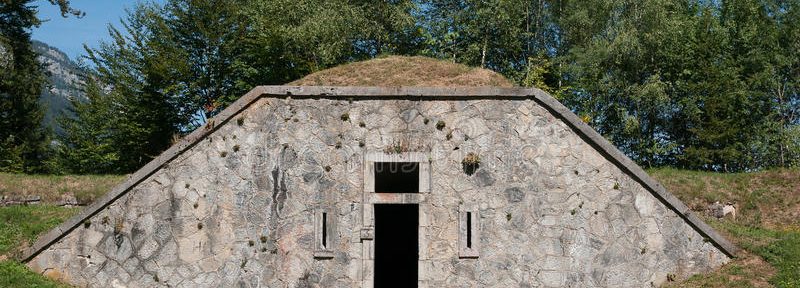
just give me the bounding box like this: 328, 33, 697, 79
374, 162, 419, 193
374, 204, 418, 287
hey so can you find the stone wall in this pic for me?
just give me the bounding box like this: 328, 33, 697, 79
27, 95, 729, 287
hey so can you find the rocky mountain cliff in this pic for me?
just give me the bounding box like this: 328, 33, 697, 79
32, 40, 85, 135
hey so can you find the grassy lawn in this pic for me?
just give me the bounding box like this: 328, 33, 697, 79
731, 226, 800, 287
0, 205, 79, 287
0, 173, 125, 205
0, 205, 79, 256
0, 261, 70, 288
0, 174, 123, 287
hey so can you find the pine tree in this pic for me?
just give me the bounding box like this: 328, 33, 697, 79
0, 1, 82, 173
56, 76, 120, 174
247, 0, 422, 75
1, 1, 49, 172
76, 4, 180, 172
64, 0, 264, 173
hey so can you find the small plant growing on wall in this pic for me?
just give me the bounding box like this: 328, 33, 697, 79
384, 139, 410, 154
462, 152, 481, 175
113, 219, 124, 234
113, 218, 125, 248
436, 120, 446, 130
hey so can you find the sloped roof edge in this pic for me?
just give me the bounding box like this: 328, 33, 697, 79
21, 86, 738, 262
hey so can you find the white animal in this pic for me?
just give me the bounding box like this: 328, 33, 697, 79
710, 201, 736, 220
721, 202, 736, 220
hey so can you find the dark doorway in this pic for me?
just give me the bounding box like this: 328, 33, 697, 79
374, 162, 419, 193
374, 204, 418, 287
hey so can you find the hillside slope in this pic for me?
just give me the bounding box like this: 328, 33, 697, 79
651, 168, 800, 230
650, 168, 800, 287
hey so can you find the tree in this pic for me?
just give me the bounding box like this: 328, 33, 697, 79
0, 0, 80, 172
246, 0, 422, 76
555, 0, 695, 167
56, 76, 120, 174
419, 0, 562, 83
764, 0, 800, 167
674, 0, 794, 171
548, 0, 800, 171
57, 0, 800, 173
148, 0, 258, 126
72, 3, 180, 172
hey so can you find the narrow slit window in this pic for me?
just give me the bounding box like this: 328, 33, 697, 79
459, 208, 479, 258
314, 208, 334, 259
466, 212, 472, 249
322, 212, 328, 249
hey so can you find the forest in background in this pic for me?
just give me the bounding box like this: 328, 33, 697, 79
1, 0, 799, 174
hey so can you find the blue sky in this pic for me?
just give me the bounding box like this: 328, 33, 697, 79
31, 0, 159, 60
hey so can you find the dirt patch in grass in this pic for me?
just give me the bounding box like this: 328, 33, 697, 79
289, 56, 516, 87
0, 173, 125, 205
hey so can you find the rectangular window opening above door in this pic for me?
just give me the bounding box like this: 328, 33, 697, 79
374, 162, 419, 193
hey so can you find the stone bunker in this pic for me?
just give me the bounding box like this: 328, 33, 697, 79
23, 68, 738, 287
